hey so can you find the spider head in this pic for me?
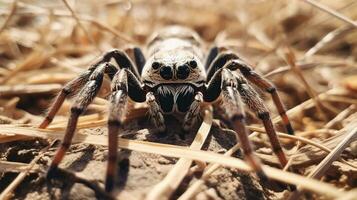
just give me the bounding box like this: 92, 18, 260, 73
142, 49, 206, 87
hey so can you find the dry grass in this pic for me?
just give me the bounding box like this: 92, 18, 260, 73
0, 0, 356, 199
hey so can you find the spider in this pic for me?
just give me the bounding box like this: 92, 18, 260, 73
40, 26, 295, 193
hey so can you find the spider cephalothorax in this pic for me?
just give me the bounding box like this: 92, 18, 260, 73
40, 25, 295, 193
141, 27, 206, 130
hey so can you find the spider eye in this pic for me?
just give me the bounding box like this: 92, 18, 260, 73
152, 62, 160, 69
160, 66, 173, 80
177, 64, 190, 79
189, 60, 197, 68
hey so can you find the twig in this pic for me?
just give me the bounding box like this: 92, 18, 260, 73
146, 107, 213, 200
304, 25, 355, 58
281, 47, 332, 120
0, 84, 62, 97
292, 129, 338, 138
0, 145, 50, 200
301, 0, 357, 27
271, 88, 340, 125
0, 0, 17, 34
0, 49, 56, 84
0, 161, 40, 173
10, 2, 134, 43
264, 55, 354, 78
325, 105, 356, 129
50, 10, 135, 43
282, 142, 301, 171
61, 0, 101, 52
247, 126, 357, 169
325, 95, 357, 105
178, 132, 259, 200
311, 1, 357, 27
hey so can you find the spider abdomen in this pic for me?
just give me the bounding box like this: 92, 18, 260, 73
155, 84, 195, 113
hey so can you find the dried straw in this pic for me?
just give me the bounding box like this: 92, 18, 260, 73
302, 0, 357, 27
0, 125, 345, 198
146, 107, 213, 200
288, 123, 357, 200
0, 0, 356, 199
0, 0, 17, 34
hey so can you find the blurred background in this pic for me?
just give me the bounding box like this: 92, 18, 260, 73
0, 0, 356, 132
0, 0, 356, 109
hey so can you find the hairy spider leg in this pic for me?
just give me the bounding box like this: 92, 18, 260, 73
47, 63, 110, 179
39, 49, 143, 129
124, 46, 146, 75
38, 69, 94, 129
234, 73, 288, 167
44, 48, 147, 194
106, 68, 146, 192
206, 49, 294, 136
203, 68, 268, 181
233, 58, 294, 135
205, 52, 292, 168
